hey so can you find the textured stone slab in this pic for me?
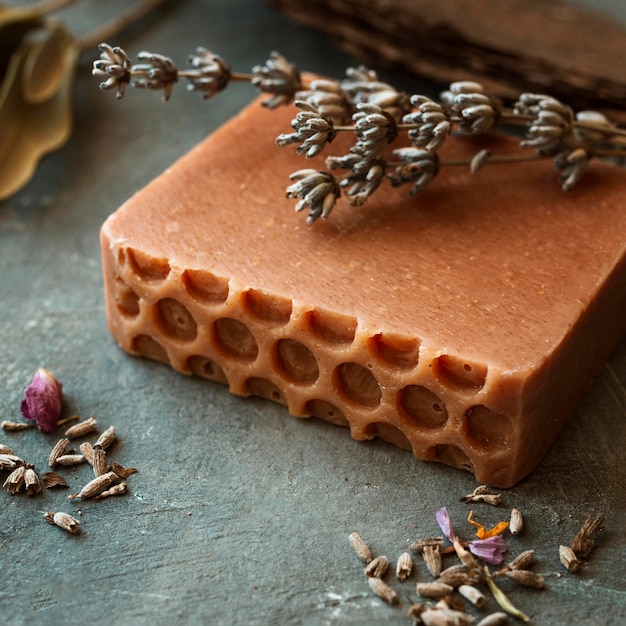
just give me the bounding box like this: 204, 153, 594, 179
100, 98, 626, 487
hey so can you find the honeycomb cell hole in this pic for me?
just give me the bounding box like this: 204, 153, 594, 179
433, 355, 488, 389
334, 362, 382, 407
182, 269, 229, 303
213, 318, 259, 360
113, 277, 140, 316
125, 248, 170, 281
364, 421, 413, 451
397, 385, 448, 430
369, 333, 420, 369
243, 289, 292, 324
305, 309, 357, 344
132, 334, 169, 364
432, 444, 474, 472
186, 355, 228, 384
245, 377, 286, 405
155, 298, 198, 341
274, 338, 319, 384
463, 405, 513, 451
305, 399, 348, 427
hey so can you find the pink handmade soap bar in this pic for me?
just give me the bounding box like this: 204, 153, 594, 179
100, 98, 626, 487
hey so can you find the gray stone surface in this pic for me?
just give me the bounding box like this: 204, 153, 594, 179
0, 1, 624, 624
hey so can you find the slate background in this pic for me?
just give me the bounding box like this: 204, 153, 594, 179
0, 1, 624, 624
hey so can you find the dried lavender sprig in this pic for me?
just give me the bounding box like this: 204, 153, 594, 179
93, 45, 626, 220
93, 45, 302, 107
94, 43, 626, 150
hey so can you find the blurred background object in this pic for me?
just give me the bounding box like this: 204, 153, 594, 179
267, 0, 626, 118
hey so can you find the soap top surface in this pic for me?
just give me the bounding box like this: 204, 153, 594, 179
104, 100, 626, 373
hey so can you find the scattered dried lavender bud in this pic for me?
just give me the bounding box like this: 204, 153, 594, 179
504, 569, 544, 588
92, 447, 108, 477
109, 461, 138, 478
24, 468, 41, 495
64, 416, 98, 439
94, 425, 116, 450
507, 549, 535, 571
367, 577, 398, 604
458, 584, 486, 607
49, 438, 70, 468
416, 581, 454, 598
559, 545, 580, 572
45, 511, 81, 535
436, 595, 466, 612
509, 508, 523, 535
55, 454, 85, 466
3, 465, 26, 494
94, 482, 128, 500
437, 564, 481, 587
464, 484, 490, 498
79, 442, 95, 465
43, 471, 68, 489
20, 368, 63, 432
407, 603, 426, 623
396, 552, 413, 581
570, 513, 604, 559
462, 484, 501, 506
423, 543, 442, 578
435, 565, 474, 587
69, 470, 119, 499
476, 613, 509, 626
349, 530, 373, 564
0, 453, 23, 470
420, 607, 474, 626
364, 555, 389, 578
409, 537, 444, 552
1, 420, 34, 432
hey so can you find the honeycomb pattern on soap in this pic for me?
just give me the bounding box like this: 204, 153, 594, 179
108, 247, 517, 481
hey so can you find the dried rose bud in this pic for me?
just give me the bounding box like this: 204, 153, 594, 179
20, 368, 63, 432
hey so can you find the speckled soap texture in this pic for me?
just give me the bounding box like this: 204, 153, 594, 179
100, 98, 626, 487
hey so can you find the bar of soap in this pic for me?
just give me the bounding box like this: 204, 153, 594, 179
100, 99, 626, 487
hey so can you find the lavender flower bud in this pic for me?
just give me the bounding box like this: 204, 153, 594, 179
92, 43, 131, 99
186, 48, 232, 99
286, 169, 341, 222
275, 101, 335, 158
251, 51, 302, 109
389, 147, 439, 194
132, 51, 179, 102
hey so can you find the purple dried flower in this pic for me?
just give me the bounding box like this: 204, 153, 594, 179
20, 368, 63, 433
469, 535, 508, 565
436, 507, 456, 541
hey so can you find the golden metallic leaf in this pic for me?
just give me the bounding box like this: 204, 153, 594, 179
0, 10, 78, 199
